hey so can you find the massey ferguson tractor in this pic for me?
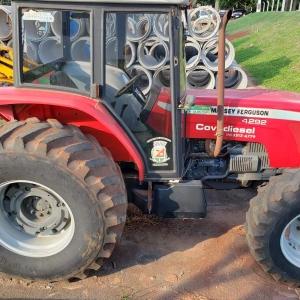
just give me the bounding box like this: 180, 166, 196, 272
0, 0, 300, 285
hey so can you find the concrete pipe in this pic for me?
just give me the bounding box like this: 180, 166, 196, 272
185, 36, 201, 71
6, 39, 12, 48
138, 37, 169, 70
126, 64, 153, 95
38, 37, 62, 64
106, 37, 117, 66
25, 41, 41, 64
216, 62, 248, 89
186, 65, 215, 89
187, 6, 221, 42
125, 41, 137, 68
106, 37, 137, 68
51, 11, 62, 41
126, 14, 152, 42
70, 18, 86, 41
153, 14, 169, 42
201, 37, 235, 72
126, 17, 137, 41
105, 13, 116, 39
51, 11, 86, 42
71, 36, 90, 62
0, 6, 12, 41
24, 18, 52, 42
153, 65, 171, 88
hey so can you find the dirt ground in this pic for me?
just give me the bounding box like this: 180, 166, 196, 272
0, 189, 299, 300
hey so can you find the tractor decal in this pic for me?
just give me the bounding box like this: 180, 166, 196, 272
187, 105, 300, 121
147, 137, 171, 166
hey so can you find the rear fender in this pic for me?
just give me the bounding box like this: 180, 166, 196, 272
0, 87, 145, 180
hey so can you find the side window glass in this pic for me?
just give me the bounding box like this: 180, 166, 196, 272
21, 9, 91, 91
104, 12, 175, 171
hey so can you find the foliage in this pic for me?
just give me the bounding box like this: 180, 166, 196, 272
193, 0, 256, 11
0, 0, 11, 4
226, 12, 300, 93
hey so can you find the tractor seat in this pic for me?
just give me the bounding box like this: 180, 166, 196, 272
140, 84, 161, 123
50, 71, 78, 89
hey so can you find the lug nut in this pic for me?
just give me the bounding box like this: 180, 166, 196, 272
30, 210, 35, 214
42, 227, 47, 231
25, 187, 30, 191
297, 226, 300, 231
57, 203, 61, 207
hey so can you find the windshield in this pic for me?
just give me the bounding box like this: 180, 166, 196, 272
21, 9, 91, 91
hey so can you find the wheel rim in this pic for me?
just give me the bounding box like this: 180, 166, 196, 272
280, 215, 300, 267
0, 180, 75, 257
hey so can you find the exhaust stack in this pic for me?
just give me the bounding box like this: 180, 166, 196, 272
207, 10, 232, 157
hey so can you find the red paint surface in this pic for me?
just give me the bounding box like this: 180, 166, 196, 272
0, 87, 145, 180
147, 88, 300, 168
1, 86, 300, 174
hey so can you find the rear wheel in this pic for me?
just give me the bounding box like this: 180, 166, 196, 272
0, 118, 127, 281
245, 169, 300, 284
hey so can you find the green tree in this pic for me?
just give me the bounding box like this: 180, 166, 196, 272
193, 0, 256, 11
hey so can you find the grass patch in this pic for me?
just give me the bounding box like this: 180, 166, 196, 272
226, 12, 300, 92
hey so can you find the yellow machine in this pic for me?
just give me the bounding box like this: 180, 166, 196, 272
0, 45, 37, 86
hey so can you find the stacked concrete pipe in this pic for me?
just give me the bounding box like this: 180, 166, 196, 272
0, 6, 247, 90
0, 6, 12, 42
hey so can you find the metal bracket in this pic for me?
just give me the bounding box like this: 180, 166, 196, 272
178, 94, 195, 111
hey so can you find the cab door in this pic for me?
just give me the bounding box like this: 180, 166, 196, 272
94, 5, 184, 180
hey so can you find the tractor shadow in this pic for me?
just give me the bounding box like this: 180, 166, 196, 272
88, 188, 296, 299
95, 188, 257, 276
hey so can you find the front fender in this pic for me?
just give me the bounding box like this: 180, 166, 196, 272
0, 86, 145, 180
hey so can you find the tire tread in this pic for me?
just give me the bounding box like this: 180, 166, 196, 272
245, 170, 300, 284
0, 119, 127, 282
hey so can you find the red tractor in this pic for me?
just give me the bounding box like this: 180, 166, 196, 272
0, 0, 300, 285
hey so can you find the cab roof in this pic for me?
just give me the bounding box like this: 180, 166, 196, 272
17, 0, 190, 4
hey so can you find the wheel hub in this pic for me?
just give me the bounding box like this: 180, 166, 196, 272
0, 180, 75, 257
281, 216, 300, 267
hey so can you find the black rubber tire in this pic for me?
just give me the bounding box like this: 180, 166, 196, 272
245, 169, 300, 284
0, 118, 127, 281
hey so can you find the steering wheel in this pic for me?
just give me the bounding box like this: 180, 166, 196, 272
115, 75, 140, 98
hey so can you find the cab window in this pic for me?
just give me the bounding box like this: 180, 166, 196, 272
21, 9, 91, 92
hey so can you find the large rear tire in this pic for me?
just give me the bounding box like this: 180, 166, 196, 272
245, 169, 300, 284
0, 118, 127, 281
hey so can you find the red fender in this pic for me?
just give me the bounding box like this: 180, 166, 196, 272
0, 86, 145, 180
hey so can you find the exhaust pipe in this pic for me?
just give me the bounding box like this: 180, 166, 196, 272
206, 10, 232, 157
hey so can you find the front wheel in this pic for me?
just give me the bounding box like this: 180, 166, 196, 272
245, 169, 300, 284
0, 118, 127, 281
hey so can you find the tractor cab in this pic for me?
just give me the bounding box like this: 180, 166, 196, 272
13, 0, 189, 180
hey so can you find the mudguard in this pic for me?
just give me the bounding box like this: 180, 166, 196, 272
0, 86, 145, 180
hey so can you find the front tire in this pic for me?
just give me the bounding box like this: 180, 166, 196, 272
245, 169, 300, 284
0, 118, 127, 281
